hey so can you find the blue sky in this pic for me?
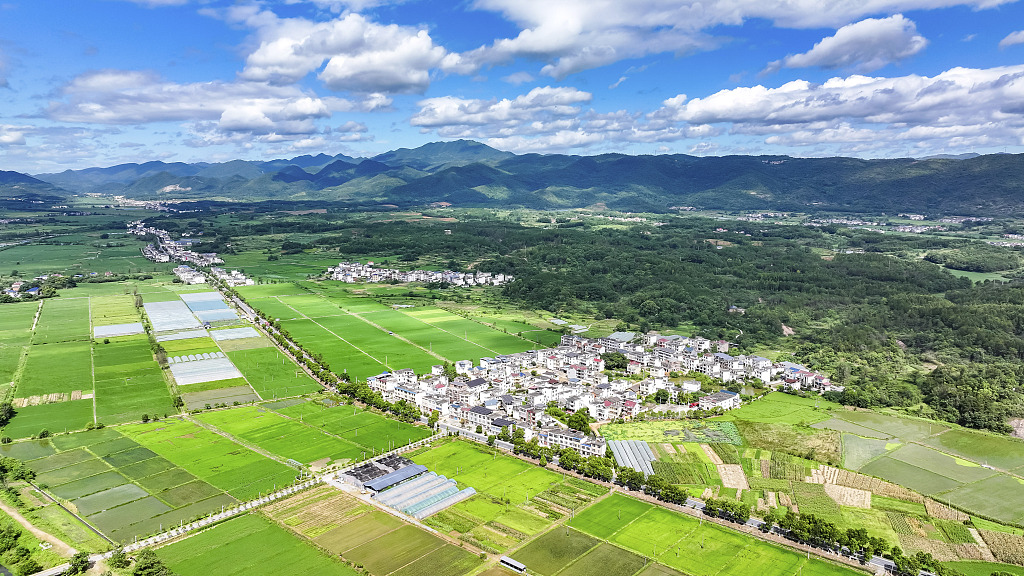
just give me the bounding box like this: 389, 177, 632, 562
1, 0, 1024, 172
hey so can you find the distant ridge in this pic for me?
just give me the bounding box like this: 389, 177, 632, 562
24, 142, 1024, 216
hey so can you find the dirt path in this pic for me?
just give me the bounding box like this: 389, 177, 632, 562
0, 499, 77, 557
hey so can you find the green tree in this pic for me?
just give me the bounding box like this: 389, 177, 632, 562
67, 551, 91, 575
566, 409, 591, 434
131, 549, 176, 576
0, 403, 15, 427
108, 548, 130, 569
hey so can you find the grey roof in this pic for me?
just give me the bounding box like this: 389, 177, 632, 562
469, 405, 494, 415
365, 464, 427, 491
608, 331, 636, 342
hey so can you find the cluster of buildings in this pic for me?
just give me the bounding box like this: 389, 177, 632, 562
129, 221, 223, 267
173, 265, 207, 284
363, 332, 838, 459
210, 267, 255, 287
326, 262, 513, 287
2, 280, 40, 298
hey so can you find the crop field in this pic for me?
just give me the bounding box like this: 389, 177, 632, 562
941, 476, 1024, 525
859, 457, 962, 495
158, 513, 359, 576
265, 486, 482, 576
315, 315, 440, 369
90, 294, 139, 326
511, 527, 600, 576
887, 444, 995, 484
811, 417, 891, 439
946, 562, 1024, 576
271, 400, 432, 452
408, 440, 564, 504
94, 335, 175, 423
390, 307, 536, 354
361, 309, 499, 360
3, 400, 94, 438
236, 283, 307, 299
832, 411, 948, 441
715, 392, 837, 425
226, 347, 321, 398
923, 429, 1024, 472
21, 427, 240, 542
425, 476, 604, 553
31, 297, 91, 344
279, 318, 389, 379
0, 301, 37, 383
600, 420, 741, 444
17, 341, 92, 396
121, 417, 298, 501
840, 434, 893, 470
196, 405, 365, 465
569, 494, 865, 576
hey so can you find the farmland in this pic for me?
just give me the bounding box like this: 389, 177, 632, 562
561, 493, 865, 576
19, 426, 254, 543
270, 399, 433, 453
262, 485, 483, 576
600, 420, 742, 444
157, 513, 359, 576
239, 283, 544, 378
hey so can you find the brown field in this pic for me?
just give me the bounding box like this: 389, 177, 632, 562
823, 484, 870, 509
718, 465, 749, 490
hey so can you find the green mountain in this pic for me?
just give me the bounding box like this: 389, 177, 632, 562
25, 142, 1024, 215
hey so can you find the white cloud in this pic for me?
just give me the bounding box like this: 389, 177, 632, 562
1000, 30, 1024, 49
0, 124, 29, 146
44, 70, 385, 143
412, 85, 717, 152
224, 7, 455, 94
650, 65, 1024, 152
764, 15, 927, 73
502, 71, 535, 85
462, 0, 1009, 78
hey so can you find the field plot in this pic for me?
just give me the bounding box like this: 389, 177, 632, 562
0, 301, 35, 384
17, 341, 92, 397
264, 485, 482, 576
23, 427, 238, 542
363, 309, 496, 360
227, 347, 320, 398
859, 457, 962, 496
941, 476, 1024, 525
511, 527, 599, 576
600, 420, 741, 444
315, 315, 439, 370
245, 297, 305, 321
812, 418, 890, 439
3, 400, 94, 438
90, 294, 139, 327
717, 392, 837, 425
32, 297, 90, 344
833, 411, 948, 441
840, 434, 893, 470
923, 429, 1024, 472
271, 401, 432, 452
887, 444, 995, 484
409, 440, 564, 505
279, 318, 388, 379
93, 335, 175, 423
399, 308, 536, 353
196, 406, 364, 465
570, 493, 864, 576
121, 417, 297, 501
236, 283, 306, 299
158, 514, 358, 576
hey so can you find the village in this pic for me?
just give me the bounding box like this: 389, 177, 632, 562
129, 220, 224, 267
327, 261, 514, 286
362, 331, 842, 460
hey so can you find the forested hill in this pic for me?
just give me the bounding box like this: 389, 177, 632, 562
26, 141, 1024, 215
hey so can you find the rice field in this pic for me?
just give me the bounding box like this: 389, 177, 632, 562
408, 440, 565, 505
568, 493, 865, 576
21, 427, 243, 542
226, 347, 321, 398
715, 392, 838, 425
262, 485, 482, 576
270, 400, 432, 452
157, 513, 359, 576
120, 417, 298, 501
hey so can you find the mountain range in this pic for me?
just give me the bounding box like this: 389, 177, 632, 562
4, 140, 1023, 215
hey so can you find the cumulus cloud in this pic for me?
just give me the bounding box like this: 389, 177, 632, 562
0, 124, 29, 145
764, 15, 927, 73
43, 69, 385, 144
223, 6, 457, 94
1000, 30, 1024, 49
461, 0, 1008, 78
412, 85, 716, 152
650, 65, 1024, 153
